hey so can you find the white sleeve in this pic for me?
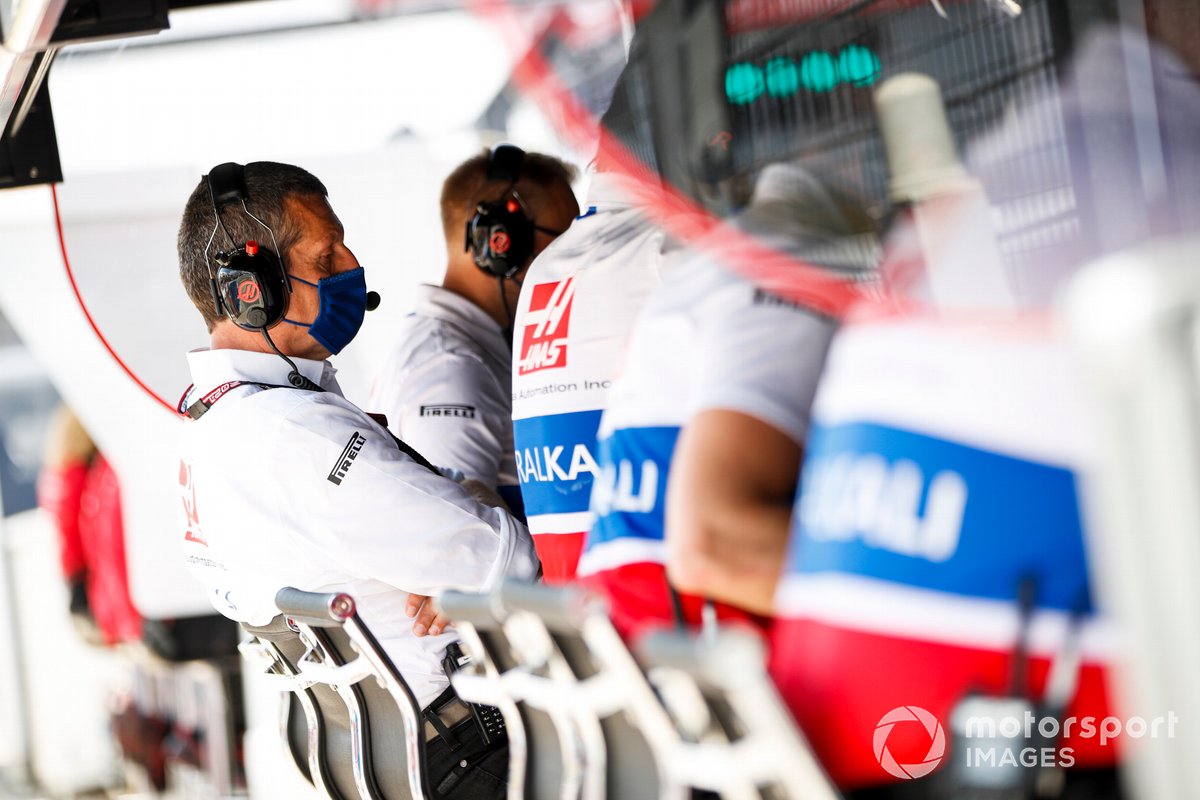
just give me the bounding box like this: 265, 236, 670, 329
693, 282, 837, 444
372, 351, 507, 487
274, 397, 538, 596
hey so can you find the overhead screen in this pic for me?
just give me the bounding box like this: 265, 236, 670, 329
723, 1, 1074, 205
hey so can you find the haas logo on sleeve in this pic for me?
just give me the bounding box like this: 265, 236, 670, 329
518, 278, 575, 375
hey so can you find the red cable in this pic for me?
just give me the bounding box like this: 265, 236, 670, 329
50, 183, 175, 415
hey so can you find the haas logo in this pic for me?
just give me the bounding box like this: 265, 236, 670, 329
518, 278, 575, 375
179, 460, 207, 547
237, 281, 261, 303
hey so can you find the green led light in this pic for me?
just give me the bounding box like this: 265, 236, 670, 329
730, 46, 882, 105
799, 50, 839, 93
725, 63, 765, 105
838, 44, 882, 87
765, 56, 800, 98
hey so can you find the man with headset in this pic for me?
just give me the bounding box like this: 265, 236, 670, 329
370, 146, 579, 522
175, 161, 538, 798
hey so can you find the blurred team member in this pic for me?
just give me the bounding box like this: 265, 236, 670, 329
370, 146, 578, 519
581, 164, 875, 638
38, 405, 142, 645
175, 161, 538, 797
771, 309, 1122, 797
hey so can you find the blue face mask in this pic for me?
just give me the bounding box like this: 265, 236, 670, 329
283, 267, 367, 355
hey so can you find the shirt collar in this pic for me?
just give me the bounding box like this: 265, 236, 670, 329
186, 348, 341, 396
585, 170, 667, 212
415, 284, 510, 361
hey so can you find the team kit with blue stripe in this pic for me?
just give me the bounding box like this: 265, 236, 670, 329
579, 246, 836, 636
770, 316, 1120, 788
510, 172, 675, 582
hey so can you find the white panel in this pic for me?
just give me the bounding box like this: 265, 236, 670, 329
1063, 236, 1200, 800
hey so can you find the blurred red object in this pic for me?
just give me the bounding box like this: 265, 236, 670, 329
38, 407, 142, 645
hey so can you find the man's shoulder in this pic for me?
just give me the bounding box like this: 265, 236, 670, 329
197, 383, 370, 442
389, 313, 493, 373
533, 207, 664, 270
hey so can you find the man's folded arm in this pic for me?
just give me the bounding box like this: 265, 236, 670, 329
277, 400, 537, 597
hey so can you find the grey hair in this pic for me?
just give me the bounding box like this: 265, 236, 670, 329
177, 161, 328, 331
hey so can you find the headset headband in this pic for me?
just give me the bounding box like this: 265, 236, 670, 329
208, 162, 249, 209
487, 144, 525, 185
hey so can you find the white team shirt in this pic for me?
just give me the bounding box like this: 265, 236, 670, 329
510, 171, 678, 580
178, 348, 539, 707
580, 249, 837, 576
369, 285, 523, 516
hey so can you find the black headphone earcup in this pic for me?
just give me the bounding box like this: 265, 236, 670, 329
215, 247, 289, 330
468, 199, 535, 278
